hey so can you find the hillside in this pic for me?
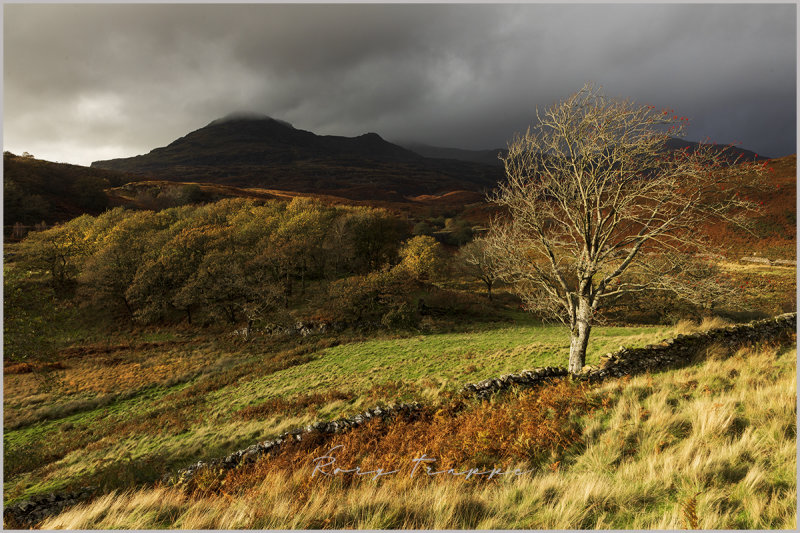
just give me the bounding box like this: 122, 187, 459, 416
91, 115, 504, 200
3, 152, 134, 228
402, 142, 506, 166
5, 147, 794, 262
8, 149, 793, 256
702, 154, 796, 259
106, 180, 487, 220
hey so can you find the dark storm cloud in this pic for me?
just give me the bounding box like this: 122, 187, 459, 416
3, 3, 796, 165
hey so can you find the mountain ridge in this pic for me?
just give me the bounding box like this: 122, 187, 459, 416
91, 116, 499, 200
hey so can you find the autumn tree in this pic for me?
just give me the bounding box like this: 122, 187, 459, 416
127, 223, 218, 323
486, 84, 767, 374
279, 198, 336, 293
345, 208, 407, 273
174, 249, 282, 336
397, 235, 446, 283
18, 215, 94, 293
80, 210, 173, 318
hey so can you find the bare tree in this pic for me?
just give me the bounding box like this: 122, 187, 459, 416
458, 237, 499, 300
486, 84, 768, 374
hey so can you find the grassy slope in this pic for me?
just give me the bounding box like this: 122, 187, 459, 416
4, 319, 674, 506
704, 154, 796, 260
203, 321, 673, 415
40, 340, 796, 529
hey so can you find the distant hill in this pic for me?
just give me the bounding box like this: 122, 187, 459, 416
701, 153, 796, 260
401, 138, 764, 167
3, 152, 134, 228
106, 180, 487, 220
91, 115, 503, 200
663, 138, 767, 163
401, 142, 506, 166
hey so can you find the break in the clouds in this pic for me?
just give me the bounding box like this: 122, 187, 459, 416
3, 3, 796, 166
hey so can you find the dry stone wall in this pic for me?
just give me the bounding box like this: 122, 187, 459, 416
460, 366, 569, 399
169, 402, 424, 487
3, 487, 96, 529
461, 312, 796, 397
577, 312, 795, 383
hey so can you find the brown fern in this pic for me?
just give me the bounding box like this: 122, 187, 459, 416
682, 491, 701, 529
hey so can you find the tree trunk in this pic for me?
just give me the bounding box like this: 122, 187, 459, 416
484, 279, 493, 301
301, 262, 306, 296
284, 272, 292, 309
568, 299, 592, 374
121, 297, 134, 321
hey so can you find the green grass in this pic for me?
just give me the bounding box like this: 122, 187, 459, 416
205, 322, 673, 416
4, 319, 674, 506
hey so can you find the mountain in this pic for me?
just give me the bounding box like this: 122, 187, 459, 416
401, 142, 506, 166
91, 114, 503, 200
91, 114, 770, 201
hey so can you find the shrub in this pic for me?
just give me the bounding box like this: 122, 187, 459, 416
324, 270, 422, 329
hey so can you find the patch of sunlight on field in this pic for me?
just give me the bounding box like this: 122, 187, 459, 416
718, 261, 796, 273
206, 323, 673, 416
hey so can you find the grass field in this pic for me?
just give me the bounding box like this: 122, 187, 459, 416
4, 317, 677, 507
38, 340, 796, 529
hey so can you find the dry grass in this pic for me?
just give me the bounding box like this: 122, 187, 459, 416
40, 341, 796, 529
236, 389, 355, 420
3, 342, 218, 428
4, 361, 67, 374
672, 315, 733, 335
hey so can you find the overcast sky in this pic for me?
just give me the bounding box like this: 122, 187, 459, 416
3, 3, 797, 166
